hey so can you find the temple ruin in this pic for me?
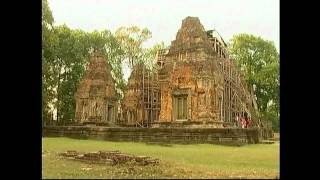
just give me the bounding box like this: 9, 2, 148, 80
120, 16, 259, 128
74, 51, 118, 125
43, 17, 273, 144
74, 16, 260, 128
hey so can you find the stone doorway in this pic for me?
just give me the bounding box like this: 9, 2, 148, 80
173, 95, 188, 120
107, 105, 113, 122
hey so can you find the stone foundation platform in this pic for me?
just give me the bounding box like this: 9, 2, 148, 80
43, 126, 273, 146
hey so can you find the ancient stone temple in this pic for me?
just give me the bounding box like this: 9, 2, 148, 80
120, 63, 160, 127
156, 16, 258, 127
46, 17, 272, 143
74, 51, 118, 126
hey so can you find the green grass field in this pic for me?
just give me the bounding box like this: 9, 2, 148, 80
42, 137, 279, 179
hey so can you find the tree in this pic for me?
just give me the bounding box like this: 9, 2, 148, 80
52, 25, 89, 124
141, 41, 166, 71
42, 0, 56, 124
42, 0, 53, 27
115, 26, 152, 68
228, 34, 279, 131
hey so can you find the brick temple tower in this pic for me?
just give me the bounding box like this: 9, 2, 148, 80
74, 50, 118, 126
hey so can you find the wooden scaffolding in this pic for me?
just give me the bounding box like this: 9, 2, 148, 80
208, 31, 259, 126
120, 63, 161, 127
137, 65, 161, 127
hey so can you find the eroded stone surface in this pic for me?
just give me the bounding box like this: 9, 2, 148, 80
156, 16, 259, 127
74, 51, 118, 125
73, 16, 264, 130
59, 150, 160, 166
157, 17, 226, 126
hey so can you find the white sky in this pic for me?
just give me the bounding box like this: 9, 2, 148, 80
48, 0, 279, 80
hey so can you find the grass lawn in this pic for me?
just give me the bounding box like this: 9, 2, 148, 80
42, 137, 279, 179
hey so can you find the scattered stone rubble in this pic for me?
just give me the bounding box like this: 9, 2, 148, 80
59, 150, 160, 166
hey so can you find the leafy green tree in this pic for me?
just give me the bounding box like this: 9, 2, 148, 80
42, 0, 53, 27
229, 34, 279, 131
141, 41, 166, 70
115, 26, 152, 68
42, 0, 56, 124
54, 27, 125, 124
52, 25, 89, 124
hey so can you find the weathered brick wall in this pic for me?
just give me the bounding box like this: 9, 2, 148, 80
74, 51, 118, 125
43, 126, 270, 146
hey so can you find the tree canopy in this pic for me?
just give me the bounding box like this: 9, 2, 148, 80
42, 0, 160, 125
115, 26, 152, 68
229, 34, 279, 131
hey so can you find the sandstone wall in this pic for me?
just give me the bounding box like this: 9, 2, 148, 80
43, 126, 272, 146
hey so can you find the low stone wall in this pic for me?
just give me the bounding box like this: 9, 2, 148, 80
43, 126, 270, 146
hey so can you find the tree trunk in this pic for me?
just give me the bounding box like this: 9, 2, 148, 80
56, 68, 61, 125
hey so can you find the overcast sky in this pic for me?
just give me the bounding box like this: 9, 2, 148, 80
48, 0, 279, 50
48, 0, 279, 80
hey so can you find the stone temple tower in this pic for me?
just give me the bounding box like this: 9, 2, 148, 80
156, 16, 259, 127
157, 16, 225, 127
74, 50, 118, 126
